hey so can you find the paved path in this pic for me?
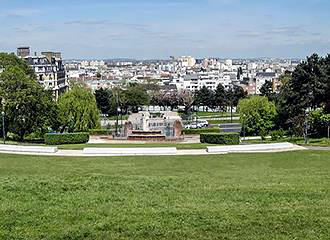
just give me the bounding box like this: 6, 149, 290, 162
305, 146, 330, 151
0, 144, 306, 157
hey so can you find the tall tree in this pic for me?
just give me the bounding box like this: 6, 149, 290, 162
58, 85, 100, 132
277, 54, 329, 130
238, 96, 277, 136
195, 86, 214, 111
215, 83, 227, 112
123, 84, 150, 113
226, 85, 247, 107
0, 66, 56, 141
94, 88, 115, 116
0, 53, 35, 79
322, 54, 330, 113
260, 80, 276, 102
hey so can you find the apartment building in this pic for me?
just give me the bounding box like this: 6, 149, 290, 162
17, 47, 69, 100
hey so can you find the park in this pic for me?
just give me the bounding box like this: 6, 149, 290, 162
0, 53, 330, 239
1, 151, 330, 239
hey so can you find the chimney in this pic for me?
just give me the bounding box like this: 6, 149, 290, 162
17, 47, 30, 58
41, 52, 54, 63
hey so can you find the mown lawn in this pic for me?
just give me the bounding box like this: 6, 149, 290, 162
196, 112, 240, 118
0, 151, 330, 239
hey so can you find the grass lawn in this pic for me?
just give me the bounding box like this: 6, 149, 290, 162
242, 137, 330, 147
196, 112, 240, 118
208, 119, 241, 125
0, 151, 330, 239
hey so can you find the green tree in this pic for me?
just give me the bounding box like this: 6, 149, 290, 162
195, 86, 214, 111
238, 96, 277, 136
322, 54, 330, 113
226, 85, 247, 116
276, 54, 330, 132
215, 83, 227, 112
260, 80, 276, 102
94, 88, 116, 116
309, 109, 330, 138
58, 85, 100, 132
280, 54, 327, 117
0, 53, 35, 79
0, 66, 56, 141
123, 84, 150, 113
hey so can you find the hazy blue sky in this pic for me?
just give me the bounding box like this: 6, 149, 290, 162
0, 0, 329, 59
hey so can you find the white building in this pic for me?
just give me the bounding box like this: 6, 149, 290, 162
177, 56, 196, 68
19, 49, 69, 100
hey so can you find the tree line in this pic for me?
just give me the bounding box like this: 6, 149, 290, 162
0, 53, 100, 141
1, 52, 329, 141
94, 84, 247, 117
240, 53, 330, 138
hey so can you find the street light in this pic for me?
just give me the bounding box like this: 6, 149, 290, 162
1, 107, 6, 144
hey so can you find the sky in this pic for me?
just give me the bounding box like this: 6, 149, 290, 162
0, 0, 329, 59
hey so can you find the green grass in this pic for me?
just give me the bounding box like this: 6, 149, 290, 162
195, 112, 240, 118
208, 119, 241, 124
1, 151, 330, 239
293, 137, 330, 147
242, 137, 330, 147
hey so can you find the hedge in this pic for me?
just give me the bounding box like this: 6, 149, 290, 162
200, 133, 240, 145
89, 129, 114, 136
183, 128, 220, 135
44, 133, 90, 145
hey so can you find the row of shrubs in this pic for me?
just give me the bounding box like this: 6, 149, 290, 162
200, 133, 240, 145
89, 129, 114, 136
43, 128, 286, 145
44, 133, 90, 145
44, 128, 114, 145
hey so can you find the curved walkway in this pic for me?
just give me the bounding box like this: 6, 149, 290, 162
0, 143, 307, 157
305, 146, 330, 151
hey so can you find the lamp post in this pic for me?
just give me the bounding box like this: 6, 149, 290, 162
1, 106, 5, 145
1, 98, 5, 144
242, 114, 246, 141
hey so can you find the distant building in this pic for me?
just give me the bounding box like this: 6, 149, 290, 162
17, 47, 30, 58
178, 56, 196, 68
18, 47, 69, 100
255, 72, 276, 94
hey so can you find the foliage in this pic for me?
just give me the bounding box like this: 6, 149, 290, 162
94, 88, 116, 116
200, 133, 240, 145
0, 66, 57, 141
309, 109, 330, 138
123, 84, 150, 113
260, 80, 276, 102
215, 83, 227, 112
194, 86, 215, 110
0, 53, 35, 79
238, 96, 277, 136
89, 129, 114, 136
58, 85, 100, 132
44, 132, 89, 145
227, 85, 247, 107
182, 127, 220, 135
277, 54, 329, 129
270, 129, 285, 141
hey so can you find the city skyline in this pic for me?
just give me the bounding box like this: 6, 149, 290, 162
1, 0, 329, 59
